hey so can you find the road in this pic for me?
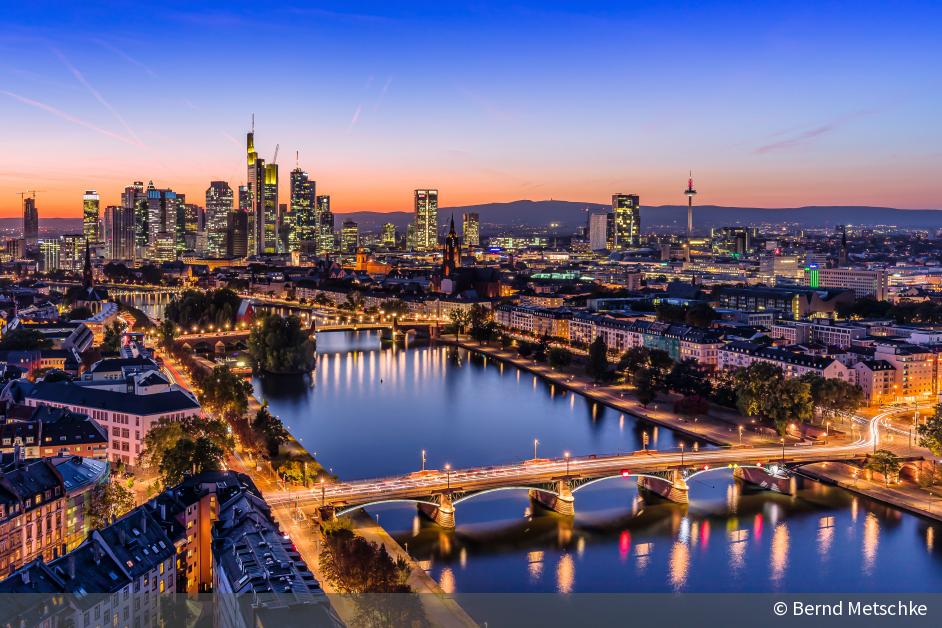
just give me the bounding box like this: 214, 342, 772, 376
267, 411, 881, 509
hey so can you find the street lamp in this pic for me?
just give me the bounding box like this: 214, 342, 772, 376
445, 463, 452, 491
421, 449, 426, 472
780, 437, 785, 464
564, 451, 571, 477
533, 438, 540, 460
680, 442, 685, 467
320, 477, 325, 507
738, 425, 744, 445
826, 421, 830, 444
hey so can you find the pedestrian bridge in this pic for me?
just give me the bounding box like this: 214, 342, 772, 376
267, 419, 879, 528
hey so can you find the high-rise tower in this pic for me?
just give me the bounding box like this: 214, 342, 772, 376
82, 191, 100, 245
290, 166, 316, 253
685, 172, 697, 236
205, 181, 233, 258
414, 189, 439, 251
611, 193, 640, 249
22, 194, 39, 249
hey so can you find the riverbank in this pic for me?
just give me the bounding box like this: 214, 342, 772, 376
801, 461, 942, 523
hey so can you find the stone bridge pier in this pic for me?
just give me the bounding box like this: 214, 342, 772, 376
417, 493, 456, 529
637, 470, 689, 504
733, 465, 795, 495
529, 480, 575, 516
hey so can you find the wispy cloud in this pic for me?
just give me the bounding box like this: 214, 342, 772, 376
347, 104, 363, 131
1, 90, 139, 145
755, 110, 876, 154
90, 38, 158, 78
373, 75, 393, 112
287, 6, 395, 23
52, 47, 144, 146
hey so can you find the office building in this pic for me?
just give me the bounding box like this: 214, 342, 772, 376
146, 185, 180, 262
40, 239, 60, 271
228, 210, 248, 258
588, 212, 609, 251
804, 266, 889, 300
382, 222, 397, 248
462, 211, 480, 247
290, 167, 316, 252
81, 191, 100, 245
206, 181, 233, 258
60, 234, 86, 271
246, 127, 278, 255
341, 220, 359, 253
414, 189, 439, 251
121, 181, 147, 257
611, 193, 640, 248
108, 205, 136, 260
316, 195, 334, 254
23, 195, 39, 249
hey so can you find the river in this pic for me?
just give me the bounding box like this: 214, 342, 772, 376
255, 331, 941, 594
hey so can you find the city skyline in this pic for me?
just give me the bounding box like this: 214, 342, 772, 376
2, 1, 941, 217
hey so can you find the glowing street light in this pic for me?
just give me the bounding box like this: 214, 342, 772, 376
445, 463, 452, 491
421, 449, 426, 472
564, 451, 571, 477
533, 438, 539, 460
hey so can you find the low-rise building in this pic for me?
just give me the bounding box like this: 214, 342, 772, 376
718, 341, 855, 382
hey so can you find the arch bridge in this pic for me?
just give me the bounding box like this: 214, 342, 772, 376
267, 427, 879, 528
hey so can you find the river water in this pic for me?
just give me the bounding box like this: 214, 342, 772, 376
255, 331, 942, 593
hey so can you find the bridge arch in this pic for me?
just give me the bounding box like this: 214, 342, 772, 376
452, 485, 560, 505
684, 464, 769, 483
336, 498, 439, 517
571, 473, 673, 493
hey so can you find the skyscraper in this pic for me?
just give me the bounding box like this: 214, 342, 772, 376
462, 212, 480, 247
246, 127, 276, 255
316, 195, 334, 255
588, 212, 609, 251
23, 195, 39, 249
40, 239, 60, 271
82, 191, 100, 245
611, 193, 640, 249
341, 220, 359, 253
382, 222, 397, 248
238, 185, 255, 256
109, 205, 136, 260
146, 185, 179, 262
290, 167, 316, 252
60, 234, 86, 271
262, 163, 279, 254
227, 210, 248, 258
205, 181, 233, 258
414, 189, 439, 251
122, 181, 147, 258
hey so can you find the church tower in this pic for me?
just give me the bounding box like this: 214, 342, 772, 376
442, 215, 460, 277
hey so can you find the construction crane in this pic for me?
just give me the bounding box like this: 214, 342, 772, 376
16, 190, 44, 202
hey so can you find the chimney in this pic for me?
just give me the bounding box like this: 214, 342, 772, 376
140, 511, 147, 534
67, 555, 76, 580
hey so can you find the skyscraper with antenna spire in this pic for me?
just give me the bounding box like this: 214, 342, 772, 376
685, 172, 697, 236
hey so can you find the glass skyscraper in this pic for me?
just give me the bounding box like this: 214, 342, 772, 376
205, 181, 233, 258
611, 193, 640, 249
414, 189, 439, 251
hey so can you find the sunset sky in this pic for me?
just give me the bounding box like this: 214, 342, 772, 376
1, 1, 940, 218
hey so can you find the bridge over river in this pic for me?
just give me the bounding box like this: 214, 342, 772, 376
266, 414, 884, 528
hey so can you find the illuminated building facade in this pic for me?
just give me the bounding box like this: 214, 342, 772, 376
290, 167, 316, 252
414, 189, 439, 251
82, 190, 100, 245
611, 193, 640, 248
205, 181, 233, 258
316, 195, 334, 254
341, 220, 359, 253
462, 212, 480, 247
23, 196, 39, 249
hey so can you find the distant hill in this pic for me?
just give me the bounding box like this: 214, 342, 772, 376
337, 200, 942, 232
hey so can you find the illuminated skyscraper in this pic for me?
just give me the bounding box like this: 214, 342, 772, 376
316, 195, 334, 254
82, 191, 100, 245
382, 222, 397, 248
414, 189, 438, 251
462, 212, 480, 247
121, 181, 147, 257
60, 234, 86, 271
227, 210, 248, 258
146, 185, 179, 261
611, 193, 640, 249
109, 205, 136, 260
341, 220, 359, 253
588, 212, 609, 251
22, 195, 39, 249
205, 181, 233, 258
262, 163, 279, 254
290, 167, 316, 252
40, 238, 60, 271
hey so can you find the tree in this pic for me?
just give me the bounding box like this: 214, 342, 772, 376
101, 321, 126, 353
319, 527, 411, 593
160, 436, 225, 486
866, 450, 901, 486
633, 367, 660, 406
547, 347, 572, 368
200, 365, 252, 420
733, 363, 812, 434
517, 341, 534, 358
468, 304, 496, 343
917, 404, 942, 456
499, 333, 513, 349
164, 288, 241, 329
666, 359, 712, 398
87, 480, 135, 529
158, 318, 176, 348
66, 306, 93, 321
534, 334, 550, 362
586, 336, 610, 382
655, 302, 687, 324
248, 315, 316, 374
140, 416, 234, 486
0, 327, 52, 350
40, 369, 72, 383
448, 308, 471, 338
253, 403, 290, 457
618, 347, 651, 376
685, 302, 718, 328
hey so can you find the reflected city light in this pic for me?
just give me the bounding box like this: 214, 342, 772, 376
862, 512, 880, 575
556, 553, 575, 594
668, 541, 690, 590
770, 523, 790, 586
528, 551, 544, 583
439, 567, 456, 594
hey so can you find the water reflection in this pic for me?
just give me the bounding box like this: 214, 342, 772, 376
257, 334, 942, 593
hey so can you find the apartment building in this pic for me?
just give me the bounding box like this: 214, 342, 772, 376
718, 341, 855, 382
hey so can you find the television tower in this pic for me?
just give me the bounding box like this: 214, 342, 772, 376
684, 171, 697, 236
